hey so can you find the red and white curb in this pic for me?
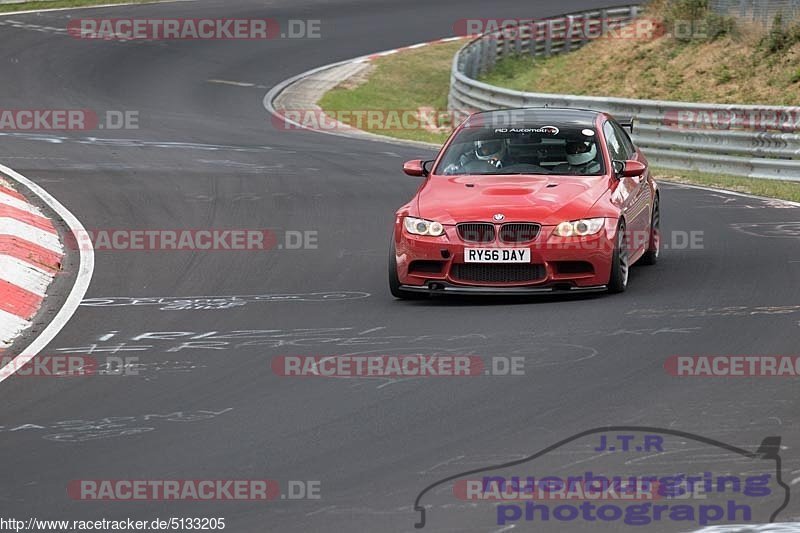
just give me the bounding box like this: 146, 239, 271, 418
0, 163, 94, 382
0, 178, 63, 348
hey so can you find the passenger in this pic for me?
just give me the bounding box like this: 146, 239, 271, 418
554, 140, 601, 175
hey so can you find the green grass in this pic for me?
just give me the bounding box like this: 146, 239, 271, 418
478, 17, 800, 106
0, 0, 162, 13
653, 167, 800, 203
318, 41, 462, 145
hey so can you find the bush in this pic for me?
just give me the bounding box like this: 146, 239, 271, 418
759, 13, 800, 54
649, 0, 735, 42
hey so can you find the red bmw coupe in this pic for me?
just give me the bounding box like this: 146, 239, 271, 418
389, 108, 660, 298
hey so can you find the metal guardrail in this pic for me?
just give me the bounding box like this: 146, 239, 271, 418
448, 5, 800, 180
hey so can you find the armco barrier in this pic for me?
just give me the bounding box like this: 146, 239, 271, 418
448, 5, 800, 180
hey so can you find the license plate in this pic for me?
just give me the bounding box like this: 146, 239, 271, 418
464, 248, 531, 263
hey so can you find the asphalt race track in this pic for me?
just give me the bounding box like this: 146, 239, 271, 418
1, 0, 799, 531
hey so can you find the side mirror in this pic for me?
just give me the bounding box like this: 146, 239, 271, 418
403, 159, 431, 177
614, 160, 646, 178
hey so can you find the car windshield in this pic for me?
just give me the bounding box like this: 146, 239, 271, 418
434, 121, 605, 176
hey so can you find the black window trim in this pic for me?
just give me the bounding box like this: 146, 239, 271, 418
609, 119, 636, 159
602, 120, 628, 162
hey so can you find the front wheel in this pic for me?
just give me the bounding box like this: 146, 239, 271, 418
388, 238, 428, 300
608, 221, 629, 294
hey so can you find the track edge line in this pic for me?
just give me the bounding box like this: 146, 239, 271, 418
0, 163, 94, 382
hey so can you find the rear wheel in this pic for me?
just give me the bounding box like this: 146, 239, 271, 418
388, 238, 428, 300
608, 221, 629, 294
639, 196, 660, 266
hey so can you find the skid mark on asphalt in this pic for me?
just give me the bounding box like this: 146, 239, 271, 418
693, 193, 798, 210
0, 131, 294, 153
417, 454, 529, 475
50, 325, 700, 355
184, 192, 272, 202
662, 182, 800, 209
629, 305, 800, 319
0, 408, 232, 443
0, 20, 68, 35
106, 359, 207, 381
81, 291, 370, 310
730, 222, 800, 238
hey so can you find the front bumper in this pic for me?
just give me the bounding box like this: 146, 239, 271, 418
394, 219, 618, 290
399, 283, 608, 295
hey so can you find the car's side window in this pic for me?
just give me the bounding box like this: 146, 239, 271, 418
603, 121, 627, 162
612, 121, 636, 157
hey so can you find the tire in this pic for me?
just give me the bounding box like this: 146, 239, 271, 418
388, 238, 428, 300
608, 221, 630, 294
638, 195, 660, 266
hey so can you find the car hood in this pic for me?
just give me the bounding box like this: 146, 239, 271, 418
416, 175, 609, 225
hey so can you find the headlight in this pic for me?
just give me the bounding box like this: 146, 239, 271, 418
552, 218, 605, 237
404, 217, 445, 237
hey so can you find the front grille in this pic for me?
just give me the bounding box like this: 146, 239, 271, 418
451, 264, 546, 283
499, 223, 540, 243
457, 223, 495, 243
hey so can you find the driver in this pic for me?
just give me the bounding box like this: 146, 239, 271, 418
554, 140, 601, 175
474, 139, 507, 169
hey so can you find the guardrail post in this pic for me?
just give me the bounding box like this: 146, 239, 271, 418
578, 14, 588, 46
468, 47, 480, 79
598, 9, 608, 41
488, 36, 498, 70
563, 15, 574, 53
544, 20, 553, 57
478, 37, 489, 76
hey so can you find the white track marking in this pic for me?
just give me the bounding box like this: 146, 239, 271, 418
207, 79, 257, 88
0, 163, 94, 383
0, 0, 199, 17
0, 217, 62, 253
